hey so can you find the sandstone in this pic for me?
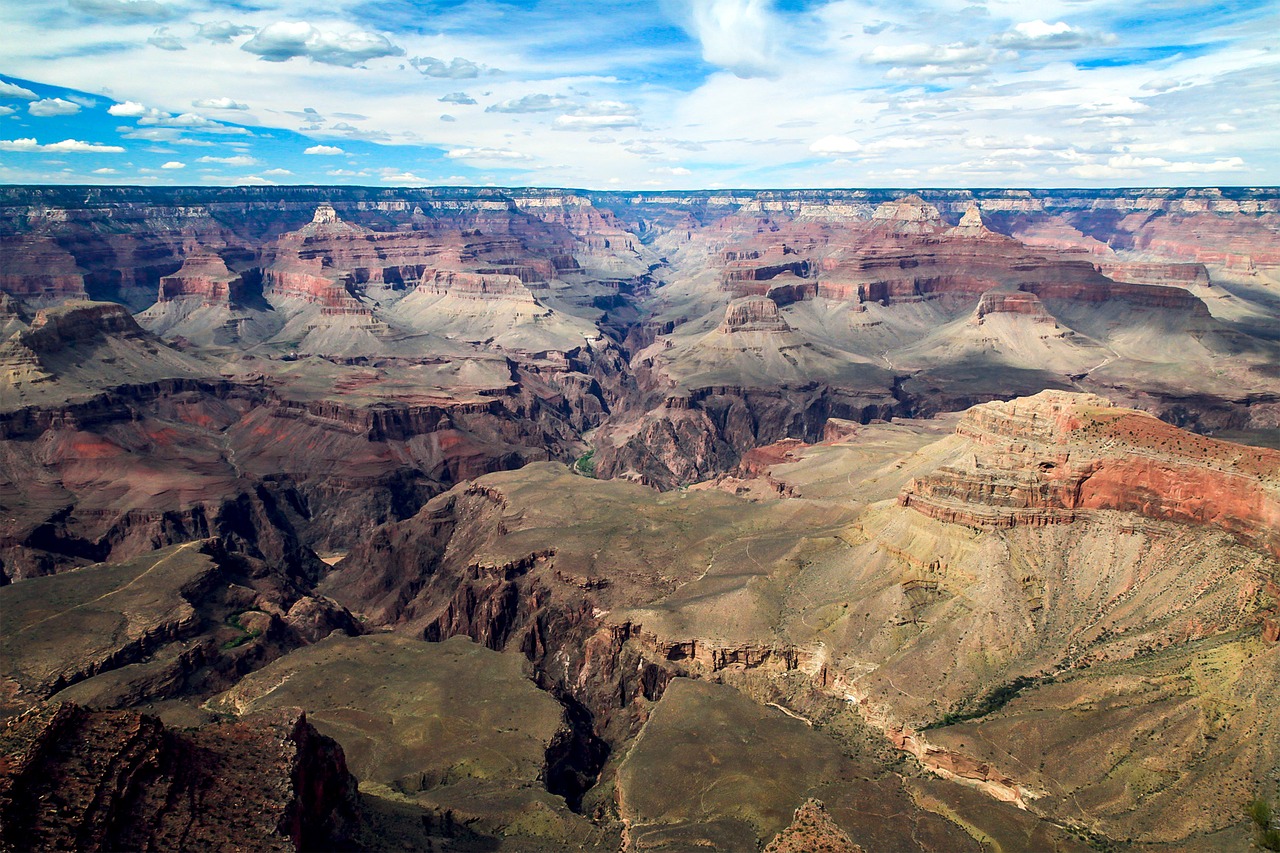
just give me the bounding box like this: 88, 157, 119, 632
899, 391, 1280, 558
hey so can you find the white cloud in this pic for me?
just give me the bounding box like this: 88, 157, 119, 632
242, 22, 404, 68
92, 167, 117, 174
29, 98, 82, 117
161, 160, 184, 169
410, 57, 484, 78
992, 21, 1103, 50
485, 94, 570, 113
866, 42, 998, 74
446, 147, 532, 161
304, 144, 346, 155
810, 134, 862, 156
652, 166, 692, 175
1164, 156, 1245, 173
0, 107, 15, 116
193, 97, 248, 111
108, 101, 151, 117
147, 27, 184, 51
196, 155, 258, 166
0, 138, 126, 153
381, 171, 430, 184
682, 0, 779, 79
262, 168, 293, 176
196, 21, 254, 43
0, 81, 38, 100
556, 112, 641, 130
439, 92, 477, 106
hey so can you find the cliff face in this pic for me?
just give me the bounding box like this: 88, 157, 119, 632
0, 702, 358, 852
899, 391, 1280, 557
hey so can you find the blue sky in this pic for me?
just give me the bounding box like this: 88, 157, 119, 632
0, 0, 1276, 188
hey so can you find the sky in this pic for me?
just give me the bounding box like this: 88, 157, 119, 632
0, 0, 1276, 189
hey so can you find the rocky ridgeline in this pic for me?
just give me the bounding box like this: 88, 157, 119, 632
0, 703, 357, 852
899, 391, 1280, 558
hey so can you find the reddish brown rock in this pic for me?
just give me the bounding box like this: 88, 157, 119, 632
157, 251, 244, 305
0, 702, 358, 852
0, 236, 87, 303
900, 391, 1280, 558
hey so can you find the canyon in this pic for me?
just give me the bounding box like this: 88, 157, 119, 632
0, 185, 1278, 851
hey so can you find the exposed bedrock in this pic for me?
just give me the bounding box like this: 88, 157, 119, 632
899, 391, 1280, 558
593, 384, 901, 487
0, 702, 359, 852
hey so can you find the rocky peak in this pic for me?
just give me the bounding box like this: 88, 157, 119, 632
871, 194, 944, 233
947, 204, 995, 238
763, 799, 863, 853
312, 202, 339, 225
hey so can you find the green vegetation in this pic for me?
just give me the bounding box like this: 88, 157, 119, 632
1250, 796, 1280, 851
573, 448, 596, 477
221, 610, 265, 650
925, 675, 1041, 729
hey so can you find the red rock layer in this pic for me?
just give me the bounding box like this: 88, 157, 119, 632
899, 392, 1280, 558
974, 290, 1056, 324
157, 251, 244, 304
1097, 261, 1211, 289
0, 236, 87, 301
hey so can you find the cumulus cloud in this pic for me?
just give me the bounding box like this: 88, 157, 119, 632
992, 20, 1104, 50
161, 160, 184, 169
196, 154, 258, 166
485, 94, 570, 113
242, 22, 404, 67
262, 168, 293, 176
381, 171, 430, 184
652, 166, 692, 175
681, 0, 779, 78
0, 81, 39, 100
410, 56, 483, 78
193, 97, 248, 110
304, 144, 346, 155
810, 134, 862, 156
197, 21, 255, 43
0, 137, 126, 153
69, 0, 177, 20
439, 92, 477, 105
29, 98, 82, 117
108, 100, 151, 117
0, 107, 13, 116
147, 27, 184, 50
445, 147, 532, 161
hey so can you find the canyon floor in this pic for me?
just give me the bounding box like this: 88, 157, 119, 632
0, 186, 1278, 851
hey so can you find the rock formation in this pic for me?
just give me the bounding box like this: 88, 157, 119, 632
899, 391, 1280, 557
0, 702, 358, 852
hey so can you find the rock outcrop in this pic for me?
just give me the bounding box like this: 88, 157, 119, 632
899, 391, 1280, 557
720, 296, 791, 333
764, 799, 863, 853
0, 702, 358, 852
